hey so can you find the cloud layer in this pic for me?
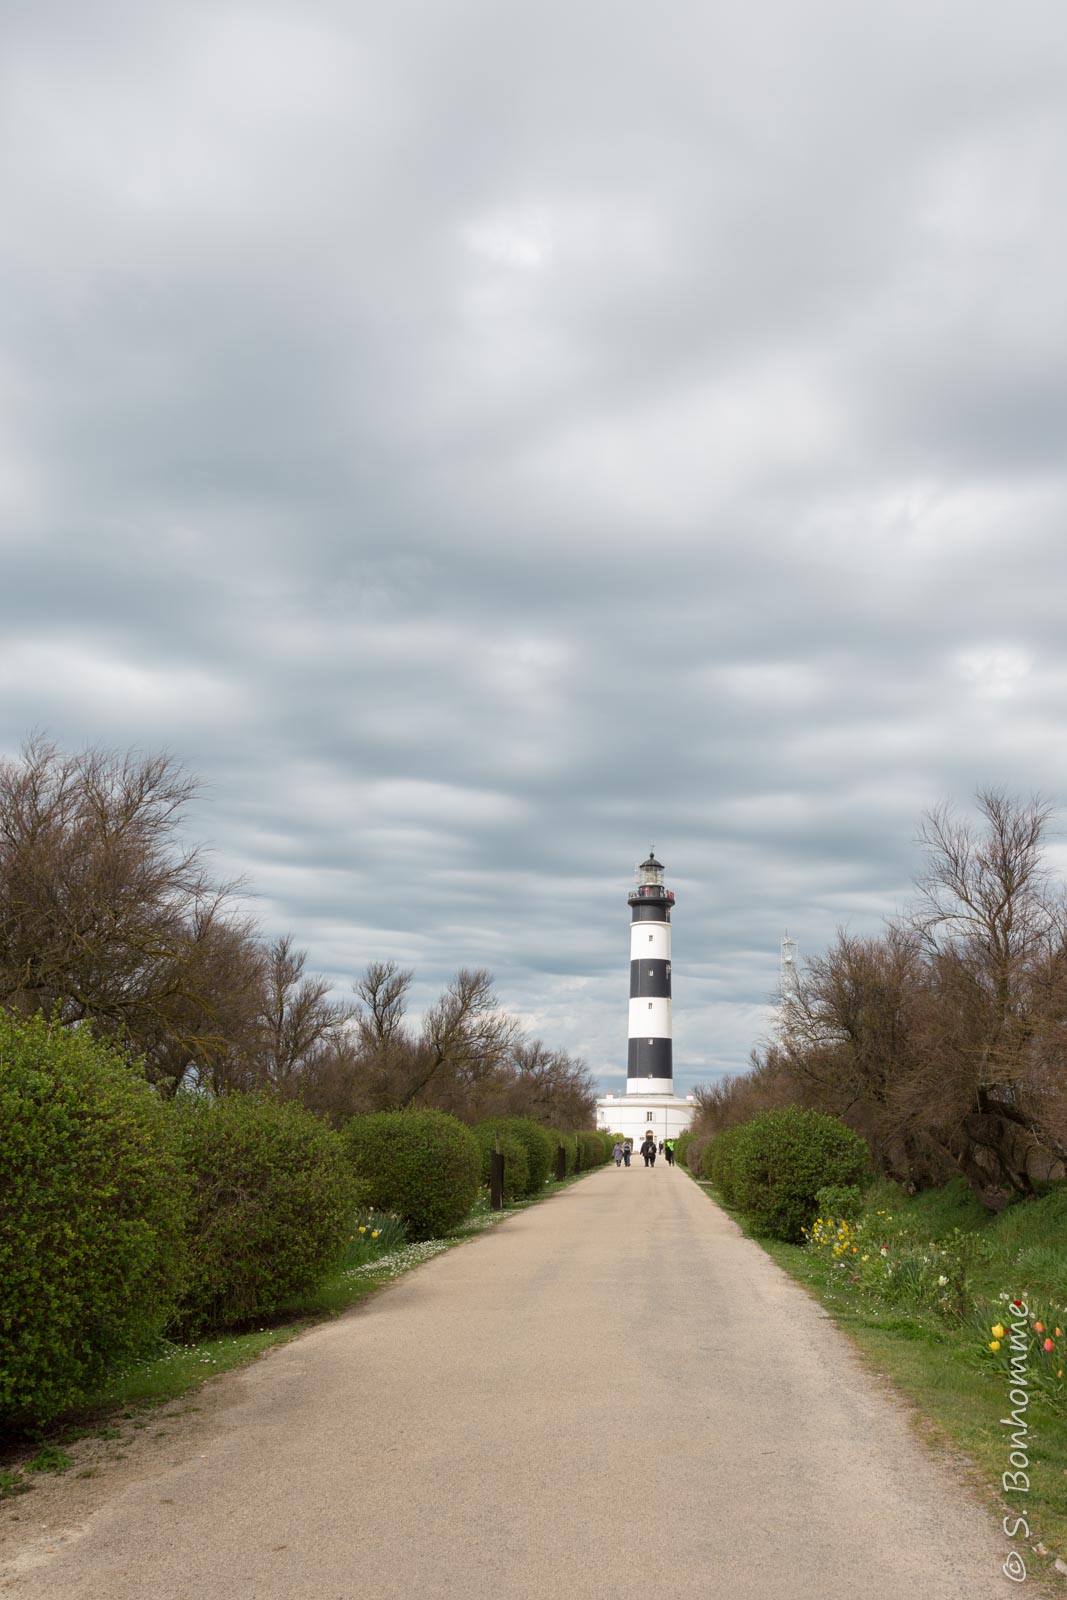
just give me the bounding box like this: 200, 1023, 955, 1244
4, 0, 1067, 1092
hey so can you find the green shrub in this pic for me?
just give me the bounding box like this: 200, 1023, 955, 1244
704, 1125, 749, 1203
342, 1109, 480, 1238
174, 1094, 353, 1335
501, 1118, 555, 1192
673, 1130, 694, 1168
473, 1123, 529, 1200
815, 1183, 865, 1221
683, 1132, 712, 1175
731, 1107, 871, 1242
0, 1013, 187, 1426
578, 1131, 607, 1169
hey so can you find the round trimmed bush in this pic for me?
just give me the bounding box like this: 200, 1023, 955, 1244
730, 1107, 871, 1241
0, 1013, 187, 1425
173, 1093, 353, 1335
473, 1122, 529, 1200
493, 1117, 555, 1194
342, 1109, 480, 1239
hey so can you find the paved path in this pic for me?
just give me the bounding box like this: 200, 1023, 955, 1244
2, 1164, 1009, 1598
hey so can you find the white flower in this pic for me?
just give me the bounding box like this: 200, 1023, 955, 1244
938, 1274, 948, 1287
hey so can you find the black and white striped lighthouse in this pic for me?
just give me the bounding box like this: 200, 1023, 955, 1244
627, 849, 675, 1096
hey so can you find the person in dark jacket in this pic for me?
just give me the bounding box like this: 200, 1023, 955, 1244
640, 1133, 657, 1167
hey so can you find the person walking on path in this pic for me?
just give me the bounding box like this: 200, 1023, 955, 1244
664, 1140, 675, 1167
622, 1140, 631, 1167
612, 1141, 624, 1167
640, 1133, 656, 1167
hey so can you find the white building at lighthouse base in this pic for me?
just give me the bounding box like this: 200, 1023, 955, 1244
594, 1089, 696, 1146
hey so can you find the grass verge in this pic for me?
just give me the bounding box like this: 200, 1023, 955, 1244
689, 1175, 1067, 1593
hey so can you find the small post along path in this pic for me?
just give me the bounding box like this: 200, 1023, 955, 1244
1, 1165, 1007, 1599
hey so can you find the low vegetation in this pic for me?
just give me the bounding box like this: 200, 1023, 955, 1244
0, 1013, 187, 1426
173, 1093, 354, 1336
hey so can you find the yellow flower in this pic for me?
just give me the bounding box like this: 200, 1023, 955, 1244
358, 1226, 367, 1234
862, 1254, 869, 1261
371, 1230, 380, 1238
991, 1324, 1005, 1339
989, 1340, 1002, 1351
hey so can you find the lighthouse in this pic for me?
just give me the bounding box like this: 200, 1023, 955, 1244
595, 851, 696, 1147
627, 848, 675, 1091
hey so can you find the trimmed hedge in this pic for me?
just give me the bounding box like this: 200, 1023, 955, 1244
728, 1107, 871, 1242
684, 1132, 712, 1176
673, 1130, 694, 1169
705, 1125, 747, 1202
0, 1013, 187, 1425
473, 1122, 529, 1200
342, 1109, 480, 1239
578, 1131, 609, 1169
483, 1117, 556, 1195
173, 1093, 353, 1335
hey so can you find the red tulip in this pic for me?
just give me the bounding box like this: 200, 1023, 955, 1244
1044, 1338, 1055, 1353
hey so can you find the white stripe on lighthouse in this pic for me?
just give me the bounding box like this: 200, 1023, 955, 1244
628, 997, 673, 1037
630, 923, 671, 961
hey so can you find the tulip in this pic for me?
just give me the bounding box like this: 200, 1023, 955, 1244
1044, 1338, 1055, 1353
991, 1325, 1005, 1339
1034, 1322, 1045, 1334
990, 1340, 1002, 1351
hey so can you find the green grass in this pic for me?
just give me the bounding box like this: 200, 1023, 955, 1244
690, 1174, 1067, 1593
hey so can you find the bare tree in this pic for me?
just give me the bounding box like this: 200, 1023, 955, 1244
0, 736, 252, 1084
910, 788, 1056, 1097
253, 934, 355, 1091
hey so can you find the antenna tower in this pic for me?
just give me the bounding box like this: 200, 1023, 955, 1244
779, 932, 799, 1045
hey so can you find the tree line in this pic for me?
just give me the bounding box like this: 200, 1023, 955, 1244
691, 789, 1067, 1207
0, 737, 596, 1128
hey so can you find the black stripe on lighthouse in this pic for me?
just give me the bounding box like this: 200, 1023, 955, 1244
630, 959, 672, 998
627, 1037, 673, 1078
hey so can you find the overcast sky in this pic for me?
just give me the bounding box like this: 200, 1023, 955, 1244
3, 0, 1067, 1097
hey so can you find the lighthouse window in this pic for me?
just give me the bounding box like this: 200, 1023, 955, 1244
648, 1002, 653, 1010
648, 934, 653, 942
